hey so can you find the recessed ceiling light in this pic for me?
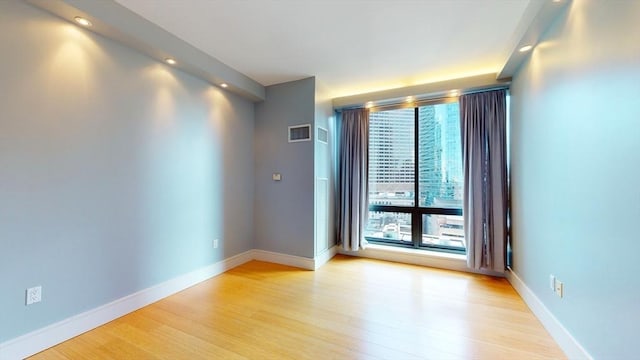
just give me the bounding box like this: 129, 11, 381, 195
74, 16, 92, 27
449, 90, 460, 97
519, 45, 533, 52
365, 101, 374, 108
406, 96, 414, 103
221, 83, 228, 88
165, 58, 177, 65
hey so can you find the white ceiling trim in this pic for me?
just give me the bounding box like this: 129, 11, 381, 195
27, 0, 266, 101
26, 0, 570, 104
114, 0, 532, 99
498, 0, 573, 79
332, 73, 510, 109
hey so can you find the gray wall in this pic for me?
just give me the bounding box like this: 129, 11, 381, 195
254, 78, 316, 258
0, 0, 254, 342
509, 0, 640, 358
314, 80, 335, 255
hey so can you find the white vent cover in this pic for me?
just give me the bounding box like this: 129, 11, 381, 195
317, 127, 328, 144
288, 124, 311, 142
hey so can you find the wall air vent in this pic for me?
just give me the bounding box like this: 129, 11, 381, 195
317, 127, 328, 144
288, 124, 311, 142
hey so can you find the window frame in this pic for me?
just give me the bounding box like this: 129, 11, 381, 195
366, 104, 465, 255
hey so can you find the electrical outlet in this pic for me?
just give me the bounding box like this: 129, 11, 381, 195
555, 280, 564, 298
26, 286, 42, 305
549, 274, 556, 291
213, 239, 219, 249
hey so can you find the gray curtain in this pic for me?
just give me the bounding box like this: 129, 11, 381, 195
460, 90, 507, 272
336, 108, 370, 251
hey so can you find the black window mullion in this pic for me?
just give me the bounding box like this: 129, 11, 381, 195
418, 207, 463, 216
412, 107, 420, 249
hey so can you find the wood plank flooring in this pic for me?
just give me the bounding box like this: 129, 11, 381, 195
30, 255, 565, 359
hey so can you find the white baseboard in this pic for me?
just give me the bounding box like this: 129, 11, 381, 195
338, 244, 466, 271
251, 249, 315, 270
3, 246, 511, 360
506, 269, 592, 360
0, 248, 331, 359
337, 244, 503, 277
249, 246, 337, 271
313, 245, 338, 270
0, 250, 254, 360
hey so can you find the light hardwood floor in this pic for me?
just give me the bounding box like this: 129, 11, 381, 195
30, 255, 565, 359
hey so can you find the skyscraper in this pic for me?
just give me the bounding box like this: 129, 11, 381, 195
368, 108, 415, 206
419, 103, 462, 207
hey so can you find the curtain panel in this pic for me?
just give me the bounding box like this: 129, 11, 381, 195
460, 90, 508, 273
336, 108, 370, 251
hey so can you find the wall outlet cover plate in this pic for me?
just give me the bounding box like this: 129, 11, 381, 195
26, 286, 42, 305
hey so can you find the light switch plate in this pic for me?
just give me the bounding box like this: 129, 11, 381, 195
555, 280, 564, 298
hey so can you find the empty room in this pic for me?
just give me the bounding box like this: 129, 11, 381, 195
1, 0, 638, 359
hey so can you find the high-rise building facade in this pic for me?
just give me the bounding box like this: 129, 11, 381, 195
368, 108, 414, 206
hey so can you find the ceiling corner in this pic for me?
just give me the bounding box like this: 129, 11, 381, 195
26, 0, 266, 102
498, 0, 572, 80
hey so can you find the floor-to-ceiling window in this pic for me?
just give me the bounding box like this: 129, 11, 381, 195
365, 101, 465, 254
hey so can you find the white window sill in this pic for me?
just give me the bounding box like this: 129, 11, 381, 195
337, 243, 503, 276
365, 243, 467, 261
338, 243, 468, 273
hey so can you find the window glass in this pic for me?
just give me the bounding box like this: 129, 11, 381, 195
369, 108, 415, 207
418, 103, 463, 208
365, 211, 412, 243
367, 102, 465, 253
421, 214, 465, 250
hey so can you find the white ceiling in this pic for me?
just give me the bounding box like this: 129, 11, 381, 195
114, 0, 531, 98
